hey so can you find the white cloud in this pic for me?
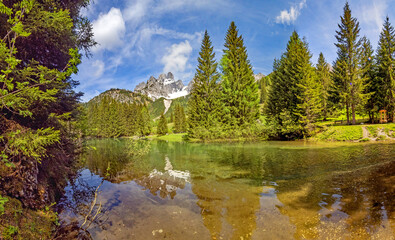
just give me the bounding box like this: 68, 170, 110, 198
355, 0, 388, 46
276, 0, 307, 25
154, 0, 229, 14
123, 0, 152, 25
161, 40, 193, 76
92, 60, 105, 78
92, 8, 126, 51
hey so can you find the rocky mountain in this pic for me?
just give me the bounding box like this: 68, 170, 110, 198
254, 73, 265, 82
134, 72, 189, 100
89, 89, 152, 105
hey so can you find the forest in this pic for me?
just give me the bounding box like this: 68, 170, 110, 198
0, 0, 395, 238
84, 3, 395, 140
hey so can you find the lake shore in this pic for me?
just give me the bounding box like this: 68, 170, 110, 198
146, 123, 395, 144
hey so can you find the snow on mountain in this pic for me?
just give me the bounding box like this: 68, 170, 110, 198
134, 72, 190, 100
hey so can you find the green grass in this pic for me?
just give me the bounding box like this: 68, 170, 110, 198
366, 125, 379, 137
382, 124, 395, 137
313, 123, 395, 141
314, 125, 363, 141
149, 133, 186, 142
365, 123, 395, 138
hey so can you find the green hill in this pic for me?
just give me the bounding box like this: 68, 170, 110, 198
88, 88, 189, 120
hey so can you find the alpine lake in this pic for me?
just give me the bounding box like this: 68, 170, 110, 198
57, 139, 395, 240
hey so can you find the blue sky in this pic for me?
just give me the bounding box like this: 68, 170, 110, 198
75, 0, 395, 101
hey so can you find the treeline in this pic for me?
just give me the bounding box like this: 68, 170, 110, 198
188, 2, 395, 140
157, 103, 186, 135
84, 96, 151, 137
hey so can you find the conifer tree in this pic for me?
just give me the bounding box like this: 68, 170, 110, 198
220, 22, 259, 127
316, 53, 333, 120
174, 104, 186, 133
157, 112, 168, 136
360, 37, 377, 122
170, 111, 174, 123
260, 75, 271, 105
333, 2, 368, 124
188, 31, 221, 138
266, 31, 320, 138
376, 17, 395, 122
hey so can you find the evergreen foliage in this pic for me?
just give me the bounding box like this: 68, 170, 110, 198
85, 96, 151, 138
157, 112, 168, 136
220, 22, 259, 127
187, 30, 221, 138
265, 31, 321, 138
360, 37, 378, 122
259, 75, 271, 105
0, 0, 95, 211
170, 111, 174, 123
316, 53, 333, 120
332, 2, 368, 125
174, 103, 186, 133
375, 16, 395, 122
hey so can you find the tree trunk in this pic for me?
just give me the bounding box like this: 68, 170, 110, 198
346, 100, 350, 125
352, 103, 356, 125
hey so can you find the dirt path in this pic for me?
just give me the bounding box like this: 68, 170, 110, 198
360, 126, 395, 141
362, 126, 370, 139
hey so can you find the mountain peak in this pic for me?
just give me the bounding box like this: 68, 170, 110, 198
134, 72, 189, 100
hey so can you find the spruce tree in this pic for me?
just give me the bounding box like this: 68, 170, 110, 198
360, 37, 378, 122
333, 2, 368, 124
174, 103, 186, 133
316, 53, 333, 120
220, 22, 259, 127
188, 30, 221, 137
157, 112, 168, 136
266, 31, 320, 138
376, 16, 395, 122
260, 75, 271, 105
170, 111, 174, 123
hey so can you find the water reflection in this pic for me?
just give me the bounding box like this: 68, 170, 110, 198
58, 140, 395, 239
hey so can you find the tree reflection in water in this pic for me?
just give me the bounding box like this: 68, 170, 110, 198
57, 140, 395, 239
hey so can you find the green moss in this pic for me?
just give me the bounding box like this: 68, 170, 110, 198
0, 197, 57, 239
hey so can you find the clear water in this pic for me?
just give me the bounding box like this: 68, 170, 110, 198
58, 139, 395, 240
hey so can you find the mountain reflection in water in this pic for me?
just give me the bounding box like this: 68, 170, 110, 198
57, 139, 395, 240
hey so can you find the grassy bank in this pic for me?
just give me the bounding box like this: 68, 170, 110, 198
148, 133, 186, 142
313, 123, 395, 142
147, 123, 395, 143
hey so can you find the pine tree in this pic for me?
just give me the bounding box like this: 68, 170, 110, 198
333, 2, 368, 125
170, 111, 174, 123
376, 16, 395, 122
360, 37, 378, 122
316, 53, 333, 120
157, 112, 168, 136
260, 75, 271, 105
220, 22, 259, 127
140, 105, 152, 136
174, 104, 186, 133
266, 31, 320, 138
188, 30, 221, 137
